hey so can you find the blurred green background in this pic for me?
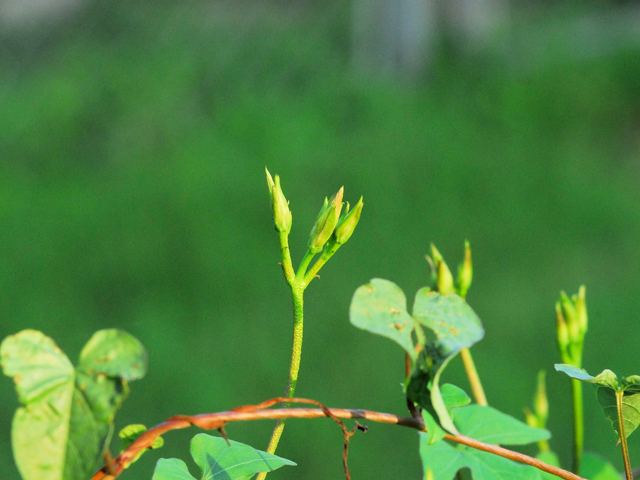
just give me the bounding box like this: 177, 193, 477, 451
2, 1, 640, 478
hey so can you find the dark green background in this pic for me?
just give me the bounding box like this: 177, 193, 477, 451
2, 1, 640, 478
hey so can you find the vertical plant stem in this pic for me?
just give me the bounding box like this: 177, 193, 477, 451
278, 232, 295, 285
460, 347, 487, 406
257, 284, 305, 480
571, 378, 584, 475
616, 391, 633, 480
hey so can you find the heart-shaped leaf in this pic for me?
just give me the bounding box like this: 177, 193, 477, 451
1, 329, 147, 480
408, 291, 484, 434
420, 402, 550, 479
152, 433, 296, 480
350, 278, 417, 360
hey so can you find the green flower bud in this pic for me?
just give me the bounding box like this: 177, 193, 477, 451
430, 243, 454, 295
559, 291, 581, 343
556, 302, 570, 361
534, 370, 548, 426
573, 285, 588, 336
333, 196, 363, 245
456, 240, 473, 299
523, 407, 538, 429
308, 187, 344, 253
266, 168, 292, 235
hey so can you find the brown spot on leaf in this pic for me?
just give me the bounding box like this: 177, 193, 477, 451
449, 326, 458, 335
390, 308, 402, 314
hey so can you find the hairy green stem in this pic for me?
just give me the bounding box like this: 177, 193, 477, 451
571, 378, 584, 475
258, 281, 305, 480
460, 347, 487, 406
296, 250, 316, 279
616, 391, 633, 480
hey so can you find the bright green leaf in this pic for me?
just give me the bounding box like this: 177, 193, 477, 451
350, 278, 416, 360
419, 433, 544, 480
581, 452, 620, 480
408, 291, 484, 435
422, 410, 447, 445
1, 329, 147, 480
78, 329, 147, 381
452, 405, 550, 445
441, 384, 471, 411
152, 458, 197, 480
412, 290, 484, 354
119, 424, 164, 467
153, 434, 296, 480
555, 364, 640, 441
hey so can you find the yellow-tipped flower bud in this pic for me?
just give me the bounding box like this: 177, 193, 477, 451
333, 196, 363, 245
266, 168, 292, 234
523, 407, 538, 429
456, 240, 473, 299
308, 187, 344, 253
534, 370, 548, 426
573, 285, 588, 336
430, 243, 455, 294
556, 302, 570, 361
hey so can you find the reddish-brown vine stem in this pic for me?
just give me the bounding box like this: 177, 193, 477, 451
90, 397, 586, 480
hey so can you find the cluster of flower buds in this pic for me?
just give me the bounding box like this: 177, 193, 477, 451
266, 168, 292, 235
427, 241, 473, 298
266, 168, 363, 254
556, 285, 588, 367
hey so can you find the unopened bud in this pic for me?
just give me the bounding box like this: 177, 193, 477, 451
333, 196, 363, 245
573, 285, 588, 336
430, 243, 454, 294
456, 240, 473, 299
308, 187, 344, 253
534, 370, 548, 426
523, 407, 538, 429
266, 168, 292, 234
556, 302, 569, 359
559, 291, 581, 343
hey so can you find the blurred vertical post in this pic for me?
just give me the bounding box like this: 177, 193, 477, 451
439, 0, 510, 51
351, 0, 436, 80
351, 0, 510, 80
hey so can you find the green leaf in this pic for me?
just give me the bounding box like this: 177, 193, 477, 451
422, 410, 447, 445
78, 329, 147, 381
420, 401, 550, 480
350, 278, 417, 360
419, 433, 544, 480
452, 405, 550, 445
2, 330, 75, 480
153, 433, 296, 480
408, 291, 484, 434
153, 458, 197, 480
119, 424, 164, 466
1, 329, 147, 480
412, 290, 484, 354
581, 452, 620, 480
555, 364, 640, 441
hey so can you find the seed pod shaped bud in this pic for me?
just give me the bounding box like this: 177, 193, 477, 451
573, 285, 588, 336
534, 370, 549, 426
456, 240, 473, 299
266, 168, 292, 234
556, 302, 570, 360
559, 291, 581, 343
430, 243, 454, 294
308, 187, 344, 253
334, 196, 363, 245
523, 407, 538, 429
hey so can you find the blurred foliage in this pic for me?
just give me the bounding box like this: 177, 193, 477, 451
1, 1, 640, 479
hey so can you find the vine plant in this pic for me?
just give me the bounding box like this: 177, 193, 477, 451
0, 170, 636, 480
